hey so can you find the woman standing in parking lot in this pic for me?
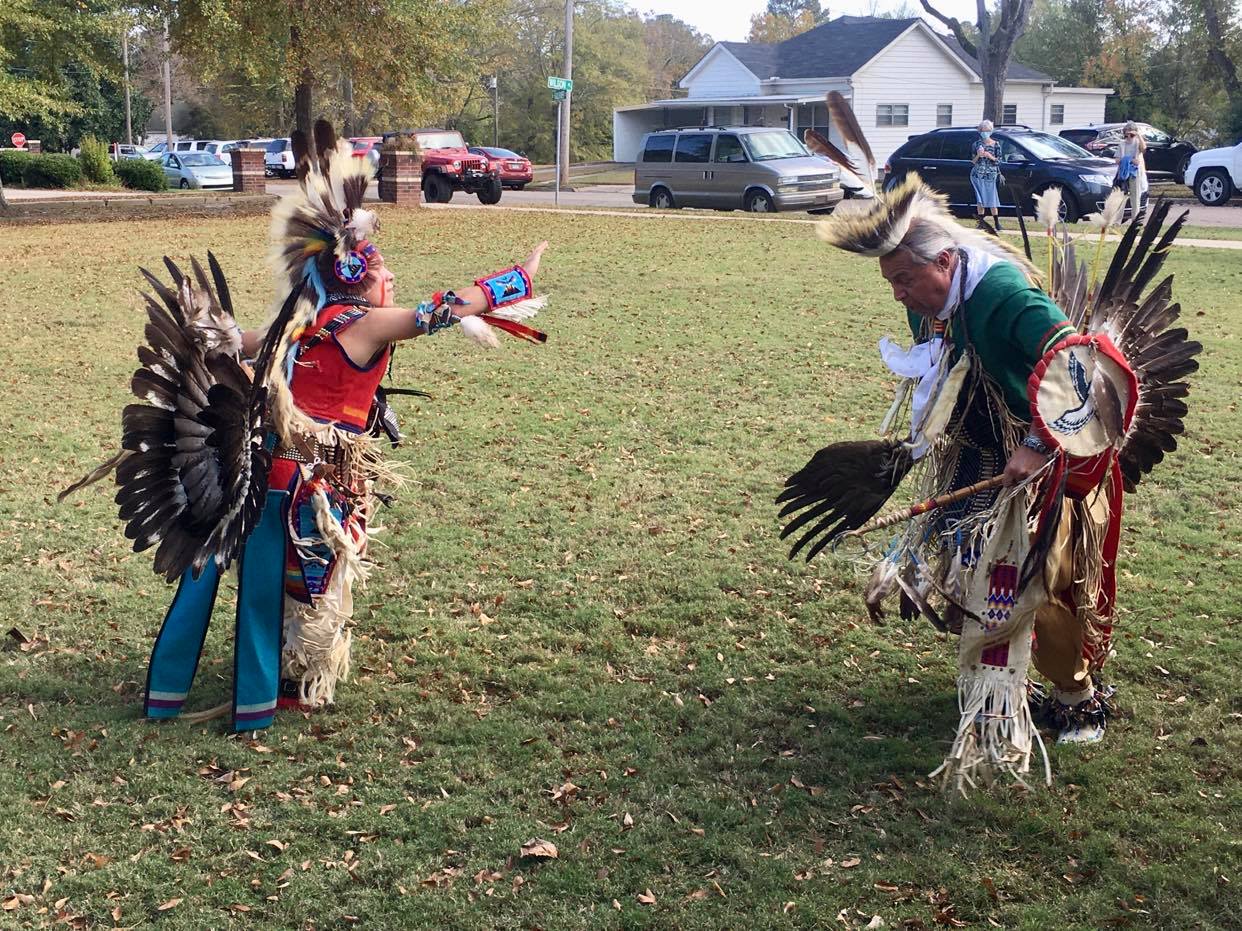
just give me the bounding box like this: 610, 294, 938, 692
1115, 121, 1148, 217
971, 120, 1003, 231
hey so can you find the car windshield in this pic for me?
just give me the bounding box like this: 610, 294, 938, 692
352, 140, 375, 152
416, 131, 466, 149
1012, 132, 1093, 160
267, 139, 288, 153
741, 131, 808, 161
181, 153, 227, 167
486, 148, 520, 158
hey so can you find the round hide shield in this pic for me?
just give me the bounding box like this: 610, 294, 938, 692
1028, 333, 1137, 458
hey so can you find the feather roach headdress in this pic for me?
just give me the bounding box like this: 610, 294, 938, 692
269, 118, 379, 302
815, 174, 1039, 280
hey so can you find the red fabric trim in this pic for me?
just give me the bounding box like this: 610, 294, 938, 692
479, 314, 547, 344
1026, 332, 1138, 456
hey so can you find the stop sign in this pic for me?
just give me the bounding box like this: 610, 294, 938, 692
10, 132, 25, 148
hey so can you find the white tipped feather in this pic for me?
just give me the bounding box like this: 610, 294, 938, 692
349, 207, 378, 239
459, 314, 500, 348
1032, 187, 1062, 232
488, 294, 548, 322
1085, 189, 1127, 232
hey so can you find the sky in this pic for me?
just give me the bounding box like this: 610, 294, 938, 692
635, 0, 982, 43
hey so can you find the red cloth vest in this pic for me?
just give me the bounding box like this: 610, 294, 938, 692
288, 304, 390, 431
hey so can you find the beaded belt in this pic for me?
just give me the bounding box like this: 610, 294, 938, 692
274, 440, 356, 484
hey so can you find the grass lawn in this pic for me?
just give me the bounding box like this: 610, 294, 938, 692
0, 208, 1239, 930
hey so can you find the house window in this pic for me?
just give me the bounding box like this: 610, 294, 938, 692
1050, 104, 1065, 125
936, 104, 953, 127
1002, 104, 1017, 124
876, 104, 909, 127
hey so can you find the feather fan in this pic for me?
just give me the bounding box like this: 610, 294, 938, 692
826, 91, 876, 186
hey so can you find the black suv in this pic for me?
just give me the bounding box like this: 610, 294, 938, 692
1059, 123, 1196, 180
883, 126, 1119, 222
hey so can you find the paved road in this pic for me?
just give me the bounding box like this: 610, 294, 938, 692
11, 178, 1242, 229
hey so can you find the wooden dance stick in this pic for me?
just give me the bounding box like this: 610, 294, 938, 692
844, 474, 1009, 538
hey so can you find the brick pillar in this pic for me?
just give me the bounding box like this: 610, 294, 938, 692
26, 140, 42, 154
379, 150, 421, 205
231, 147, 266, 193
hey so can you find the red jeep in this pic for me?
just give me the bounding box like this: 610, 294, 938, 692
407, 129, 502, 205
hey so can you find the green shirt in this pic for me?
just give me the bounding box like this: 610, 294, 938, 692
907, 261, 1077, 421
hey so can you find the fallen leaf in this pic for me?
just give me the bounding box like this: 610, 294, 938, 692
622, 812, 634, 829
867, 917, 886, 929
637, 889, 656, 905
83, 852, 111, 869
519, 838, 558, 860
157, 898, 183, 911
265, 839, 287, 852
841, 857, 861, 868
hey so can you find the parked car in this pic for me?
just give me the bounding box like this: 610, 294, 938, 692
265, 138, 295, 178
632, 126, 843, 213
142, 141, 169, 160
110, 143, 148, 160
468, 147, 533, 190
1059, 123, 1196, 179
883, 126, 1118, 222
390, 129, 500, 204
350, 136, 383, 177
162, 151, 233, 189
1184, 139, 1241, 206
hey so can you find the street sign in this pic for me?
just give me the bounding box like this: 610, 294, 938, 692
10, 132, 26, 148
546, 76, 573, 92
552, 89, 568, 101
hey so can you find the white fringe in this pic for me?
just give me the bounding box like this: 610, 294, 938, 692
930, 667, 1051, 795
282, 488, 370, 707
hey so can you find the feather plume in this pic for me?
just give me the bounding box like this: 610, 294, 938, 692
486, 294, 547, 322
459, 314, 500, 348
826, 90, 876, 185
817, 174, 1039, 280
803, 129, 858, 174
1032, 187, 1062, 232
1084, 189, 1127, 231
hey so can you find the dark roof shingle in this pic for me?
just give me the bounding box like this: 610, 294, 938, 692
710, 16, 1051, 83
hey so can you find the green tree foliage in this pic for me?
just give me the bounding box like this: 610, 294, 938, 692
0, 0, 151, 150
1016, 0, 1239, 143
77, 133, 115, 182
644, 14, 713, 98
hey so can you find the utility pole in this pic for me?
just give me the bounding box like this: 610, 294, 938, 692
490, 76, 499, 147
123, 26, 133, 145
558, 0, 573, 189
162, 18, 173, 147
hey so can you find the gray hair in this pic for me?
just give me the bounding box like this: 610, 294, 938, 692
978, 119, 994, 132
890, 219, 957, 265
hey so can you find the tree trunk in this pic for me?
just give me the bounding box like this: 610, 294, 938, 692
342, 76, 355, 137
1202, 0, 1242, 106
924, 0, 1033, 124
290, 24, 313, 134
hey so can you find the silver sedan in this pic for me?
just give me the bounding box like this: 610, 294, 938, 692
162, 152, 233, 190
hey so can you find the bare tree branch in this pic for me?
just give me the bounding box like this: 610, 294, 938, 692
920, 0, 976, 58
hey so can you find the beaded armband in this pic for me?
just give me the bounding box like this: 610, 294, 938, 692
475, 265, 532, 310
1021, 433, 1052, 455
415, 291, 465, 335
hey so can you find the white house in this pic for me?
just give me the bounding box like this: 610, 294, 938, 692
613, 16, 1111, 163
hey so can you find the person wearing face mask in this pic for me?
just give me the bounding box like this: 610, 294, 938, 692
970, 120, 1003, 232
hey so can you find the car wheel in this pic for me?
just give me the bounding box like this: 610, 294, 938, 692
1195, 169, 1232, 206
744, 190, 775, 213
512, 184, 525, 191
477, 178, 503, 205
423, 173, 453, 204
1177, 154, 1192, 184
179, 179, 190, 189
649, 187, 676, 209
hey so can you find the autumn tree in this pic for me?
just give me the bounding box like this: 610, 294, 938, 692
644, 14, 712, 98
747, 0, 825, 44
920, 0, 1035, 123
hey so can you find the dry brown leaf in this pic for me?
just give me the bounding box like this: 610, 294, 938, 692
169, 847, 191, 863
637, 889, 657, 905
83, 852, 111, 869
156, 897, 183, 911
622, 812, 634, 829
519, 838, 558, 860
841, 857, 861, 868
265, 839, 287, 852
